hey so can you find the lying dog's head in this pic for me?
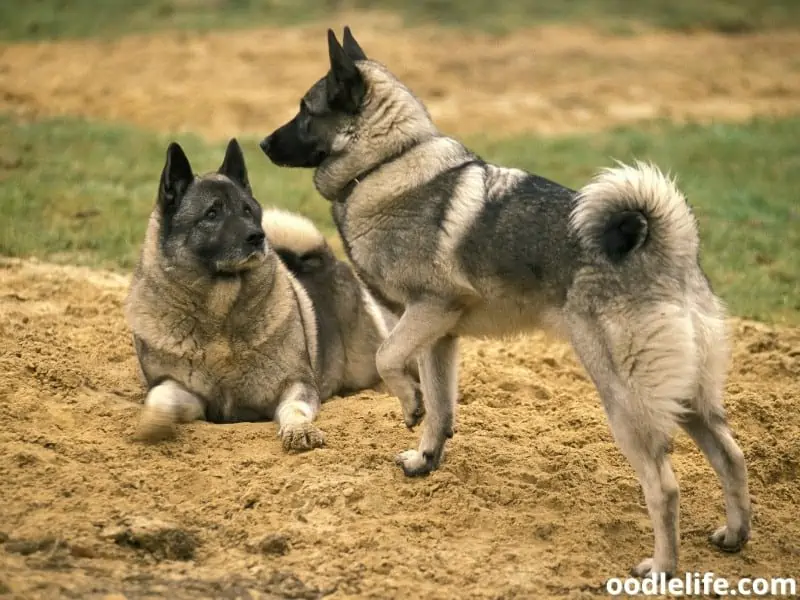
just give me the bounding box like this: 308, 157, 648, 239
260, 27, 436, 177
157, 139, 266, 275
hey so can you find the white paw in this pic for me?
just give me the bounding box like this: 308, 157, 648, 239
630, 557, 674, 579
279, 422, 325, 452
710, 525, 749, 552
134, 406, 177, 443
394, 449, 434, 477
631, 558, 654, 578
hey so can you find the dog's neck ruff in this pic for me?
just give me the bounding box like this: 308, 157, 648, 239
331, 147, 411, 204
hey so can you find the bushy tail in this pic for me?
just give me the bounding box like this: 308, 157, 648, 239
571, 161, 699, 266
262, 208, 333, 274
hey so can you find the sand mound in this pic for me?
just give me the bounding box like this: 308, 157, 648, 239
2, 18, 800, 139
0, 257, 798, 598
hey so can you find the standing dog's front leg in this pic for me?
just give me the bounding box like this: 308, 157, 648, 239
376, 300, 461, 475
396, 335, 459, 476
276, 381, 325, 452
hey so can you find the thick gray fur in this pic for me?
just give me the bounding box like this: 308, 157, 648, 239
260, 28, 751, 575
126, 139, 395, 451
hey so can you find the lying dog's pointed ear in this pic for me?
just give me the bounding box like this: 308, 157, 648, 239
327, 28, 365, 113
159, 142, 194, 213
342, 26, 367, 61
218, 138, 251, 192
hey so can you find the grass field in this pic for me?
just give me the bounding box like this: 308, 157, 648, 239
3, 0, 800, 40
2, 114, 798, 323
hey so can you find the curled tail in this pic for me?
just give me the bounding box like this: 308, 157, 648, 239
262, 208, 334, 274
571, 161, 699, 266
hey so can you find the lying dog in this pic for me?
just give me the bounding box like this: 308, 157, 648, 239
126, 138, 393, 450
260, 27, 751, 575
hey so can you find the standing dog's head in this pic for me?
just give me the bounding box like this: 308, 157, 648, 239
156, 139, 267, 275
260, 27, 437, 181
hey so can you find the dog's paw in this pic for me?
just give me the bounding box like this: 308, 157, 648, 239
402, 387, 425, 430
709, 525, 749, 553
394, 449, 440, 477
279, 422, 325, 452
630, 558, 674, 579
134, 407, 177, 443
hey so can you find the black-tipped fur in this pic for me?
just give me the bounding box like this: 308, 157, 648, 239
600, 210, 649, 262
159, 142, 194, 215
342, 26, 367, 61
326, 29, 365, 113
218, 138, 251, 193
275, 247, 331, 275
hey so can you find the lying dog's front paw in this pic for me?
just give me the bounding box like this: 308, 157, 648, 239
709, 525, 749, 553
630, 557, 674, 579
134, 407, 177, 443
279, 422, 325, 452
394, 449, 439, 477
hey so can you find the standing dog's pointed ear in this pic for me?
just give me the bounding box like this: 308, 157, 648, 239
218, 138, 251, 192
159, 142, 194, 213
342, 26, 367, 61
326, 28, 365, 113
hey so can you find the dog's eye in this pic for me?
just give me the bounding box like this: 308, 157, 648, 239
205, 208, 217, 220
243, 205, 252, 216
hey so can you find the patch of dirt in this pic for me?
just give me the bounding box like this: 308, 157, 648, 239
1, 256, 798, 599
1, 16, 800, 139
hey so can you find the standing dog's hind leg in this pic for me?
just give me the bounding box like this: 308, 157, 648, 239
607, 409, 680, 577
396, 334, 459, 476
680, 410, 751, 552
567, 315, 680, 576
681, 314, 751, 553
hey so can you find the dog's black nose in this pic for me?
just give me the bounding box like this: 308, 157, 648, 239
247, 231, 266, 247
259, 137, 271, 154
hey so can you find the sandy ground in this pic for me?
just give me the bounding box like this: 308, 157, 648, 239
1, 16, 800, 139
1, 257, 798, 599
2, 16, 800, 599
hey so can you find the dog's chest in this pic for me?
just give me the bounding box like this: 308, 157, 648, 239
333, 201, 371, 276
198, 327, 279, 384
202, 337, 242, 374
164, 323, 287, 418
333, 200, 406, 309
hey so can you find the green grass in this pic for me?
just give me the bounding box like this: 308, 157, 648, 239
2, 0, 800, 41
0, 115, 332, 269
362, 0, 800, 35
1, 113, 798, 324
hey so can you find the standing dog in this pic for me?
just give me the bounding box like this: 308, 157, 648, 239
260, 28, 751, 575
125, 138, 393, 450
